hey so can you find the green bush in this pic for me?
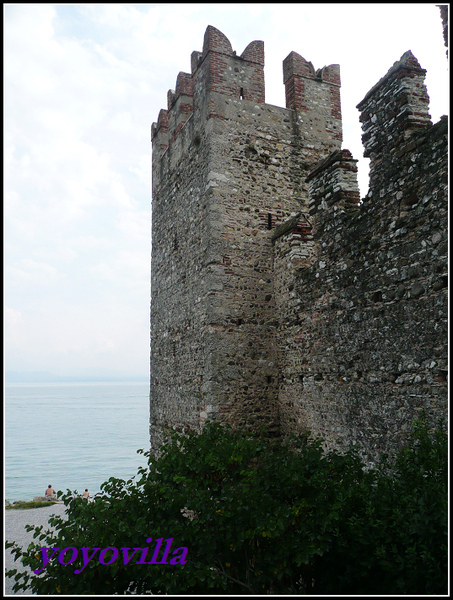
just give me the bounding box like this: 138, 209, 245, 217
311, 416, 448, 595
6, 416, 447, 595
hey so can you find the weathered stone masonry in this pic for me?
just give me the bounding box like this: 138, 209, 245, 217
150, 25, 448, 463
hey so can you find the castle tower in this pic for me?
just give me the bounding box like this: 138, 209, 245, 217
150, 26, 342, 451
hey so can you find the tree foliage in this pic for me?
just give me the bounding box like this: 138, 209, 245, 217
6, 416, 448, 595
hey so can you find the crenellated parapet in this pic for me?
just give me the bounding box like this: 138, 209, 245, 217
167, 72, 194, 142
151, 71, 193, 149
195, 25, 265, 103
151, 109, 168, 149
152, 27, 265, 156
152, 25, 343, 168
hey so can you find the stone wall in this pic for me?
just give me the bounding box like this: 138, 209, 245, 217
150, 26, 448, 463
274, 53, 448, 463
438, 4, 448, 56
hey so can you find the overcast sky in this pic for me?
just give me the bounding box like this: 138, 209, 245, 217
4, 4, 448, 380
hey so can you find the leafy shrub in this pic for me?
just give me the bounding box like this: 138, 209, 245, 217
6, 416, 447, 595
311, 416, 448, 595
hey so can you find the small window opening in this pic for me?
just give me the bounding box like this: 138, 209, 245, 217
266, 375, 272, 384
240, 87, 245, 100
438, 369, 448, 383
372, 290, 383, 303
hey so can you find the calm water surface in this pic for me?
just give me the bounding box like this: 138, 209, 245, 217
5, 382, 150, 502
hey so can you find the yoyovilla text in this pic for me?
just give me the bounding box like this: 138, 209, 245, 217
34, 537, 188, 575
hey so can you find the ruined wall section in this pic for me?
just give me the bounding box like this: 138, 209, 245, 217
358, 51, 432, 193
150, 26, 342, 447
274, 52, 448, 462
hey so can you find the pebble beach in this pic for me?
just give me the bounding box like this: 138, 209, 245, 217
4, 503, 67, 595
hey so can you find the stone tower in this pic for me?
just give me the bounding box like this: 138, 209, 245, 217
150, 26, 342, 451
151, 26, 447, 463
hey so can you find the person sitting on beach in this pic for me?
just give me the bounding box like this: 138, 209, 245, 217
45, 484, 56, 498
82, 489, 90, 499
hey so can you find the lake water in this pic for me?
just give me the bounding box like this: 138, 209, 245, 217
5, 381, 151, 502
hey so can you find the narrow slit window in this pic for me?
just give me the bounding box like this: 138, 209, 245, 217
240, 87, 244, 99
267, 213, 273, 230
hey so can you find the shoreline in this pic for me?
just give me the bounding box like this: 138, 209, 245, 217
6, 491, 96, 506
5, 497, 65, 508
5, 499, 64, 511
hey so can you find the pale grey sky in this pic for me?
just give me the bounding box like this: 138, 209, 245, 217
4, 4, 449, 380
